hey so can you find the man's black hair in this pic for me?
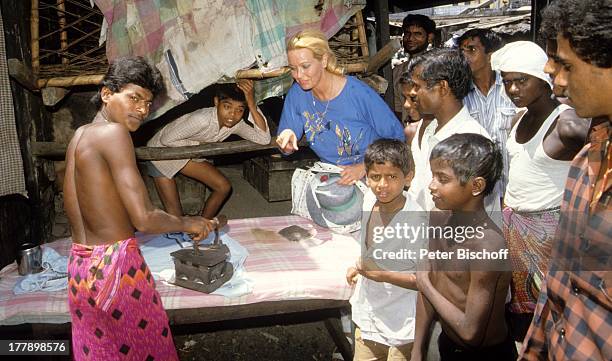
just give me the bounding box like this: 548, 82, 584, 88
402, 14, 436, 35
365, 139, 414, 176
540, 0, 612, 68
407, 48, 472, 101
430, 133, 502, 196
457, 28, 504, 54
215, 83, 246, 103
92, 57, 163, 109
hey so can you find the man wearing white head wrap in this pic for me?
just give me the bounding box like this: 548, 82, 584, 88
495, 40, 590, 343
491, 41, 553, 88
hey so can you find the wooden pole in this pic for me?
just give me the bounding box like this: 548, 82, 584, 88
373, 0, 393, 108
37, 74, 104, 88
31, 138, 299, 160
366, 38, 400, 74
31, 0, 39, 74
355, 10, 369, 58
57, 0, 68, 65
235, 67, 290, 79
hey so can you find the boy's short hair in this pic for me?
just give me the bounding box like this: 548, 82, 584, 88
215, 83, 246, 103
365, 139, 414, 176
430, 133, 502, 196
407, 48, 472, 101
92, 57, 163, 109
457, 29, 504, 54
540, 0, 612, 68
402, 14, 436, 35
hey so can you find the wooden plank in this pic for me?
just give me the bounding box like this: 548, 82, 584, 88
373, 0, 394, 108
7, 58, 38, 91
366, 38, 401, 74
31, 138, 294, 160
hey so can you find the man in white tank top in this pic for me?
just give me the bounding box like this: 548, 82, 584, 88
491, 41, 591, 342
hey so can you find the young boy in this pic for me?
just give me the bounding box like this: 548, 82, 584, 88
147, 80, 270, 218
347, 139, 427, 360
412, 133, 514, 361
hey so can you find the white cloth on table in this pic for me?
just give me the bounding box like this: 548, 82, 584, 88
13, 246, 68, 294
139, 231, 253, 298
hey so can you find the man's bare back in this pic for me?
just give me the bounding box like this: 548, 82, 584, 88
65, 111, 211, 246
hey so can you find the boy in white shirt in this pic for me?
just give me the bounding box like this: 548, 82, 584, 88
347, 139, 427, 360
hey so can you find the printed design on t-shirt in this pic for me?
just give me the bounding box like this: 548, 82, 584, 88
335, 124, 364, 164
303, 110, 332, 143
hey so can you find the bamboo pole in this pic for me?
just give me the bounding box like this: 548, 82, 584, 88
354, 10, 369, 58
366, 38, 401, 74
37, 73, 104, 88
57, 0, 68, 65
235, 67, 290, 79
31, 0, 39, 74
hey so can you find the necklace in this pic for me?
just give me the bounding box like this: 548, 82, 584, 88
307, 77, 335, 142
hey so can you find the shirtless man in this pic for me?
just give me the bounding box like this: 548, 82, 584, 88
412, 134, 514, 361
63, 57, 213, 361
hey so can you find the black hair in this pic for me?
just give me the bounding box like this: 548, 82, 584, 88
402, 14, 436, 35
215, 83, 246, 103
430, 133, 502, 196
457, 28, 504, 54
92, 57, 163, 109
365, 139, 414, 176
540, 0, 612, 68
399, 71, 413, 85
407, 48, 472, 100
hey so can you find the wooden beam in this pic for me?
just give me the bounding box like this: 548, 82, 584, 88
31, 138, 294, 160
373, 0, 393, 108
37, 74, 104, 88
366, 38, 400, 74
8, 58, 38, 91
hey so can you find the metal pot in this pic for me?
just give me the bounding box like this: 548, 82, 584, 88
17, 243, 43, 276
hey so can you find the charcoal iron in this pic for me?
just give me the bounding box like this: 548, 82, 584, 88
171, 215, 233, 293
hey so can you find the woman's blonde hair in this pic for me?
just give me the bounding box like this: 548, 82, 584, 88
286, 29, 344, 76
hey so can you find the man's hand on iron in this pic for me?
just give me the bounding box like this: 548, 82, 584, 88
185, 216, 216, 242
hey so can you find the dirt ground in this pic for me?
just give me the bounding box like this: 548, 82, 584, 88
175, 321, 336, 361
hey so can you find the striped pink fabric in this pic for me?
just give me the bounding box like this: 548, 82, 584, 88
0, 216, 359, 325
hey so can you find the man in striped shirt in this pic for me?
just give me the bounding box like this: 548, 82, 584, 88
460, 29, 518, 197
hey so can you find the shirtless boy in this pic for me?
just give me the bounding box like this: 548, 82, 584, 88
412, 133, 514, 361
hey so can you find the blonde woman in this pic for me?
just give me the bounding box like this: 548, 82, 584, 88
276, 30, 404, 185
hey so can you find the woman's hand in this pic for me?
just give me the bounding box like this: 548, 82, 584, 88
338, 163, 366, 185
276, 129, 299, 154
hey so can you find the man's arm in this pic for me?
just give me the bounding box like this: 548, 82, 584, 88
411, 290, 435, 361
557, 108, 590, 152
99, 124, 214, 240
417, 267, 503, 346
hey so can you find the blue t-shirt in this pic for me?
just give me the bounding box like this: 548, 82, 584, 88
278, 76, 405, 165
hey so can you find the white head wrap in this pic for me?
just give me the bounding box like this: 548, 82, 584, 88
491, 41, 552, 87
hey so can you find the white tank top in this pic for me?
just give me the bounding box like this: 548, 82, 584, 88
504, 104, 572, 211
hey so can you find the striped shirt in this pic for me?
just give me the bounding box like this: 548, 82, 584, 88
463, 71, 518, 195
519, 120, 611, 361
147, 107, 270, 178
